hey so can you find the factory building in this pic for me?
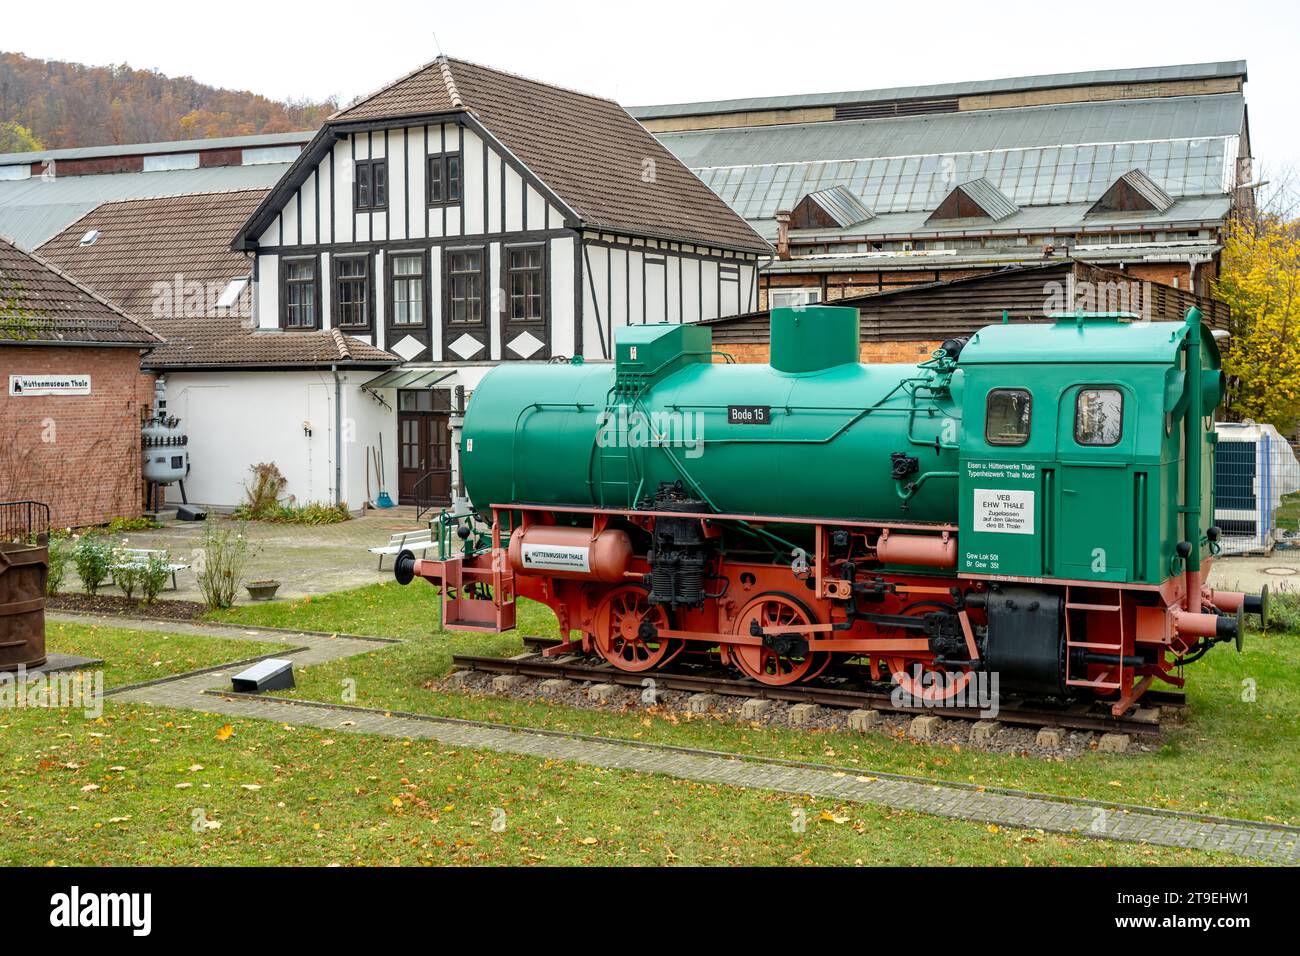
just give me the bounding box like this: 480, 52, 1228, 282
632, 61, 1253, 309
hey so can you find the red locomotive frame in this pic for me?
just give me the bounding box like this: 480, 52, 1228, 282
401, 500, 1250, 716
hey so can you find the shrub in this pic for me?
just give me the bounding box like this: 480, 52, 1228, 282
240, 462, 289, 519
139, 551, 171, 606
72, 535, 113, 595
104, 516, 160, 534
1264, 587, 1300, 634
195, 518, 255, 610
45, 534, 71, 596
236, 502, 351, 525
112, 553, 140, 601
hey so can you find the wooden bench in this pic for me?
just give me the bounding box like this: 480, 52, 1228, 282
112, 548, 189, 591
368, 528, 439, 570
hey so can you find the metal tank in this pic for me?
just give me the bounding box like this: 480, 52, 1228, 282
141, 376, 189, 486
461, 307, 964, 526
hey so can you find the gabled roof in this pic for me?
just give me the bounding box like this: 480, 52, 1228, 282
39, 189, 268, 319
1087, 168, 1175, 215
0, 236, 161, 347
792, 186, 874, 229
143, 316, 401, 370
927, 178, 1019, 222
238, 56, 770, 254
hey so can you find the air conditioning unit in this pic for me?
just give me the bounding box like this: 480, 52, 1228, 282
1213, 422, 1300, 554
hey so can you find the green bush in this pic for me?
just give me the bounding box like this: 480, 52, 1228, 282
232, 502, 351, 525
45, 534, 71, 596
196, 518, 256, 610
139, 551, 171, 606
1264, 588, 1300, 633
239, 462, 289, 518
72, 535, 113, 595
112, 554, 140, 601
104, 516, 160, 534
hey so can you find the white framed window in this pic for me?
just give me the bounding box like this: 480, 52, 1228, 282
769, 288, 822, 310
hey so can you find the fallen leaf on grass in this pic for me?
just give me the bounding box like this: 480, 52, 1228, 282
215, 725, 234, 741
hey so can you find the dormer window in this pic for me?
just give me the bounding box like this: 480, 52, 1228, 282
354, 158, 387, 211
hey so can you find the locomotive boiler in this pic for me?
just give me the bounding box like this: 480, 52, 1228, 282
396, 306, 1266, 714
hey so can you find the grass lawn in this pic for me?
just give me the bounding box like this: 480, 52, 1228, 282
214, 582, 1300, 826
1274, 490, 1300, 533
44, 620, 285, 688
0, 623, 1234, 865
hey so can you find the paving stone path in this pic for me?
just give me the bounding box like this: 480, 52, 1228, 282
63, 613, 1300, 865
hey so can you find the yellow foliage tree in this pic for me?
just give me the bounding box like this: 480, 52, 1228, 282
1214, 214, 1300, 432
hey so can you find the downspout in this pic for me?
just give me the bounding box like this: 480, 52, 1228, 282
1182, 307, 1203, 610
332, 364, 344, 507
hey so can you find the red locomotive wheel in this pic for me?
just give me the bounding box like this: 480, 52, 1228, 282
885, 656, 974, 703
730, 593, 831, 685
592, 586, 681, 672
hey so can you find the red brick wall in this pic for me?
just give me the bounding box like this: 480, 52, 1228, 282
0, 346, 149, 529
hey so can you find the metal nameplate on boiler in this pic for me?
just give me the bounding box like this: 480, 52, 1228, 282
727, 405, 771, 425
520, 543, 591, 572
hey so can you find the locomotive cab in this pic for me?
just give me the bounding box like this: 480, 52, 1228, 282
957, 311, 1218, 587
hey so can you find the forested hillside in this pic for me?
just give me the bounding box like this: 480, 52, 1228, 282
0, 52, 336, 152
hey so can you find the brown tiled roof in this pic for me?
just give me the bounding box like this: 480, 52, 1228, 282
143, 316, 401, 369
330, 57, 771, 254
0, 236, 161, 347
38, 189, 268, 319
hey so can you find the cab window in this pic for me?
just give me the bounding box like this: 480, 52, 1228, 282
985, 389, 1031, 446
1075, 387, 1123, 446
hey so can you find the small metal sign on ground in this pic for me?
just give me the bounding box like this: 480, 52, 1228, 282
230, 659, 295, 693
8, 374, 91, 396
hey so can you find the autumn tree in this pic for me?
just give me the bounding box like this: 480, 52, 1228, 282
0, 119, 40, 152
1214, 205, 1300, 431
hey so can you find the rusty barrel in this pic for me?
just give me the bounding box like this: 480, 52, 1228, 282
0, 540, 47, 669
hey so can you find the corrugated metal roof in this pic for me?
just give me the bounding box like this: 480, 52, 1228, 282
0, 163, 294, 249
662, 95, 1243, 168
0, 130, 313, 166
802, 186, 874, 227
629, 61, 1246, 119
757, 195, 1231, 242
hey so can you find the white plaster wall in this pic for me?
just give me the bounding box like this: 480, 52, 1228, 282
162, 371, 396, 511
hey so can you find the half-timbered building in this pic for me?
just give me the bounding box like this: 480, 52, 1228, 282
232, 56, 769, 508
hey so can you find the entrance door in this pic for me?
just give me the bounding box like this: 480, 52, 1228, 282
397, 389, 452, 506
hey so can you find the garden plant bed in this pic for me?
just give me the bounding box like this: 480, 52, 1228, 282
48, 593, 209, 621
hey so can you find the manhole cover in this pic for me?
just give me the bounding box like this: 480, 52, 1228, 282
1262, 567, 1298, 577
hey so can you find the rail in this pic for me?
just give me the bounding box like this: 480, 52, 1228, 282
453, 640, 1181, 736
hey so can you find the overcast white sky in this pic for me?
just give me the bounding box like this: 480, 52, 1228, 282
5, 0, 1296, 172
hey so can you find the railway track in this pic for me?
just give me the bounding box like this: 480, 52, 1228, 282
453, 637, 1181, 736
